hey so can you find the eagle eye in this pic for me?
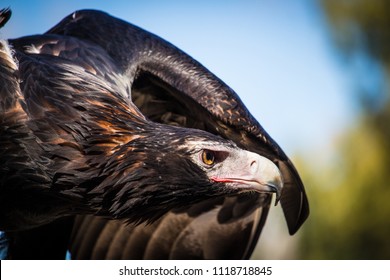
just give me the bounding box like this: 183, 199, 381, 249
201, 149, 215, 166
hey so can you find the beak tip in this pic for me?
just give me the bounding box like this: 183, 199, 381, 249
270, 185, 282, 206
274, 193, 281, 206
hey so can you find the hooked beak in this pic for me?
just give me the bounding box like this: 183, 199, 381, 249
211, 150, 283, 204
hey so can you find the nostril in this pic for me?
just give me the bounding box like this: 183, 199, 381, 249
250, 160, 258, 173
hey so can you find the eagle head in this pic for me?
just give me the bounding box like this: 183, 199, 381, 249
91, 123, 283, 224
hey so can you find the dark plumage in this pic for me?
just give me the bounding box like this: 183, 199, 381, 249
0, 8, 308, 259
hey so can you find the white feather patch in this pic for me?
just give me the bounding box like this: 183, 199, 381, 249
0, 39, 18, 70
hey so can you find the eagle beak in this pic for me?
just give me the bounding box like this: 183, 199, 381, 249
211, 151, 283, 204
255, 154, 284, 205
244, 151, 283, 204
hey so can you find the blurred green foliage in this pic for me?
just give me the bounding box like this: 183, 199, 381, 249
299, 0, 390, 259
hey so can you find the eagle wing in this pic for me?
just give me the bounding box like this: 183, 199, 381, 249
70, 195, 271, 259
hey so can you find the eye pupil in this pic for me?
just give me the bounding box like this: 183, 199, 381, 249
202, 150, 215, 166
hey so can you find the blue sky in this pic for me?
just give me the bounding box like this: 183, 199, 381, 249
0, 0, 354, 158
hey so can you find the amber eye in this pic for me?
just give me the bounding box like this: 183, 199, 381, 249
201, 150, 215, 166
